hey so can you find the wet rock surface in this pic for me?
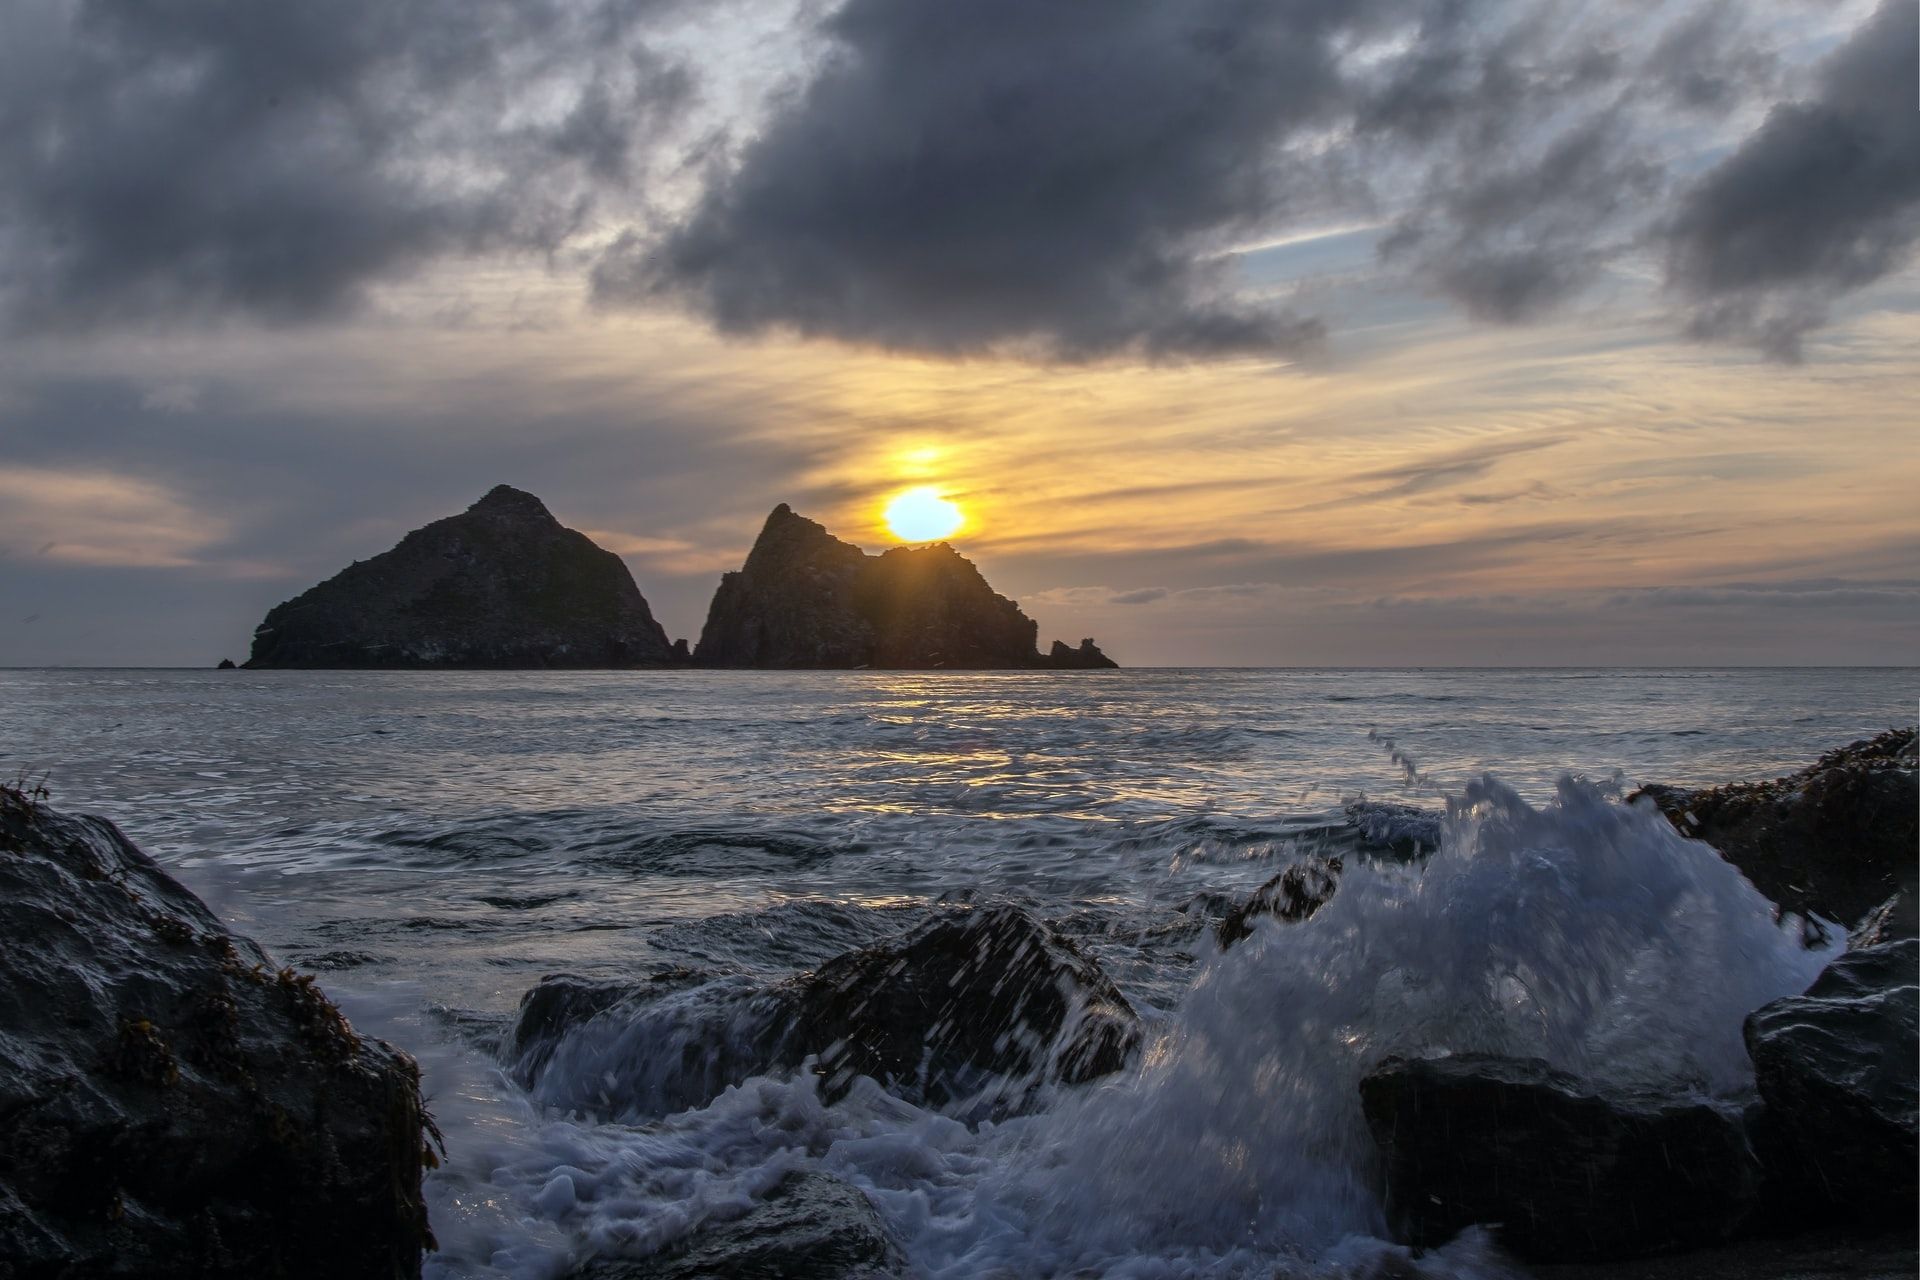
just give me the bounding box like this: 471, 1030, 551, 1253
247, 485, 680, 668
1216, 855, 1341, 946
511, 905, 1139, 1118
570, 1172, 906, 1280
0, 786, 435, 1279
1359, 1053, 1761, 1262
779, 903, 1140, 1107
1529, 1226, 1919, 1280
694, 504, 1116, 669
1743, 939, 1918, 1228
1631, 728, 1917, 931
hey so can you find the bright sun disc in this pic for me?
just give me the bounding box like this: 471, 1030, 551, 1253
883, 487, 964, 542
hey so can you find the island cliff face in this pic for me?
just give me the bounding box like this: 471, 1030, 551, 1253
694, 505, 1117, 669
247, 486, 678, 668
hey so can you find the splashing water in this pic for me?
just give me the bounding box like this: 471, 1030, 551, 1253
381, 771, 1831, 1280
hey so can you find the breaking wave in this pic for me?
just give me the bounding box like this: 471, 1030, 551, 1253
365, 772, 1831, 1279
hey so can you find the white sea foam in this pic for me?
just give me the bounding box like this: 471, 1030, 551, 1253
342, 772, 1835, 1279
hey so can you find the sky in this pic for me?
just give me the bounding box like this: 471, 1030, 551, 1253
1, 0, 1916, 666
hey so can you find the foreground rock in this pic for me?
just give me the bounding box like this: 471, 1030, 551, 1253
781, 904, 1138, 1106
1359, 1054, 1760, 1262
512, 905, 1139, 1118
1744, 939, 1918, 1228
1529, 1227, 1919, 1280
247, 485, 681, 668
694, 504, 1116, 669
1631, 728, 1917, 933
0, 785, 434, 1278
571, 1172, 905, 1280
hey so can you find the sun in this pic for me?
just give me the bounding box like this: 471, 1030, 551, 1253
883, 486, 964, 543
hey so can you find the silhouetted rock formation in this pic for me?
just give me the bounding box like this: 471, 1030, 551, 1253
1047, 638, 1119, 668
0, 784, 435, 1278
215, 658, 236, 669
246, 486, 681, 668
1631, 729, 1917, 935
694, 504, 1117, 669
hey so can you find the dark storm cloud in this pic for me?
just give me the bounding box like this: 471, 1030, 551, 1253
0, 0, 693, 327
620, 0, 1886, 360
0, 0, 1907, 360
1664, 0, 1920, 360
606, 0, 1386, 361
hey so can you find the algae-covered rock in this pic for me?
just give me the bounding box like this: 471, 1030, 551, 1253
0, 785, 436, 1279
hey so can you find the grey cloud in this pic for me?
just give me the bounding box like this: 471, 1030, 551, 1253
605, 0, 1390, 361
0, 0, 694, 328
621, 0, 1819, 358
1664, 0, 1920, 360
1339, 434, 1568, 501
1383, 117, 1662, 322
0, 0, 1902, 363
1641, 1, 1780, 111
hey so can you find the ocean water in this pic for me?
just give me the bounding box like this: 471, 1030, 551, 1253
4, 667, 1914, 1277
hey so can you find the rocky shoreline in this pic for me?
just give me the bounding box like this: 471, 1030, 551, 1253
2, 729, 1912, 1278
0, 781, 436, 1279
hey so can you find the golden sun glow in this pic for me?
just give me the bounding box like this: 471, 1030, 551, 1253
883, 486, 964, 543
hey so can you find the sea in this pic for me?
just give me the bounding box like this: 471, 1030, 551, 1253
5, 667, 1915, 1278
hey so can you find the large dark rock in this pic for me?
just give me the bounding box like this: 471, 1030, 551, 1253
1743, 939, 1918, 1228
246, 485, 681, 668
0, 785, 435, 1279
571, 1172, 905, 1280
780, 904, 1140, 1107
511, 906, 1139, 1118
1631, 729, 1917, 932
1359, 1054, 1761, 1262
693, 504, 1115, 669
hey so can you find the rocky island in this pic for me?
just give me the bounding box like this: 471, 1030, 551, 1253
694, 504, 1117, 669
245, 486, 684, 669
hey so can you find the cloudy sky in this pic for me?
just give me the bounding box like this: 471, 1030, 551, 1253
2, 0, 1916, 666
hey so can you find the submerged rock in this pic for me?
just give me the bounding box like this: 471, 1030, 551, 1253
247, 485, 681, 668
510, 905, 1139, 1118
0, 785, 435, 1279
1360, 1053, 1761, 1262
1216, 856, 1341, 947
693, 504, 1116, 669
1743, 939, 1918, 1228
1631, 728, 1917, 931
571, 1171, 905, 1280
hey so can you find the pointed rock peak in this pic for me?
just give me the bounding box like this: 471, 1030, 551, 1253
469, 485, 555, 521
744, 503, 863, 568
